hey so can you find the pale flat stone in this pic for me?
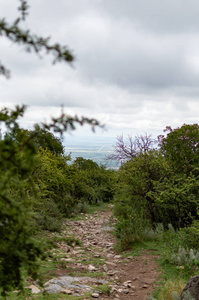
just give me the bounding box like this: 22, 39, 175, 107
61, 289, 73, 295
28, 285, 41, 294
91, 292, 100, 298
88, 265, 97, 271
114, 255, 122, 259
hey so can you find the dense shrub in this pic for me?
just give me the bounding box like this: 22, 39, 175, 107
179, 221, 199, 250
114, 150, 170, 227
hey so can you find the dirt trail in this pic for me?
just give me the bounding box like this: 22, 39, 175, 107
53, 205, 160, 299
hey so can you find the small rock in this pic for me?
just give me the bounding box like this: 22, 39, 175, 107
123, 281, 133, 288
132, 277, 139, 281
131, 285, 136, 290
107, 270, 117, 276
106, 243, 114, 248
28, 285, 41, 294
106, 261, 117, 267
106, 254, 113, 259
61, 289, 73, 295
142, 285, 148, 288
103, 265, 108, 272
114, 255, 122, 259
88, 265, 97, 271
91, 292, 100, 298
65, 258, 73, 262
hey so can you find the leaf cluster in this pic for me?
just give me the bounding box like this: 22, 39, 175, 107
0, 105, 106, 295
113, 123, 199, 250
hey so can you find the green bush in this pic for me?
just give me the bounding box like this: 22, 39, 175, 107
179, 221, 199, 250
115, 208, 151, 250
34, 199, 63, 232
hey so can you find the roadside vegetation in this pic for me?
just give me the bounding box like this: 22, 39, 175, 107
2, 115, 199, 299
112, 124, 199, 299
1, 2, 199, 299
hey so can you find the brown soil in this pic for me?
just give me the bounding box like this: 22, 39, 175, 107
52, 205, 161, 299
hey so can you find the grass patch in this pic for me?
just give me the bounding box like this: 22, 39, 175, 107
95, 283, 111, 295
68, 270, 105, 278
151, 278, 186, 300
0, 291, 91, 300
86, 202, 112, 215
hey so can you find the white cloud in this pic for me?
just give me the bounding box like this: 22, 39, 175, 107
1, 0, 199, 141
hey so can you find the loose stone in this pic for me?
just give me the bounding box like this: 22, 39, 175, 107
61, 289, 73, 295
88, 265, 97, 271
28, 285, 41, 294
91, 292, 100, 298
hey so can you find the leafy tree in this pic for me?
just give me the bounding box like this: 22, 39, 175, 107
158, 124, 199, 175
0, 105, 101, 295
71, 157, 115, 204
4, 127, 65, 155
73, 157, 99, 170
32, 148, 73, 231
115, 150, 170, 226
0, 1, 103, 294
149, 173, 199, 228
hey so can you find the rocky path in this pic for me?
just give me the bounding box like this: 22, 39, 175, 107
41, 205, 160, 299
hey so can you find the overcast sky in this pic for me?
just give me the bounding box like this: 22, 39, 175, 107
1, 0, 199, 143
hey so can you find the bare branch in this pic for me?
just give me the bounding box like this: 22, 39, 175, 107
0, 2, 74, 78
18, 0, 29, 21
135, 133, 155, 153
106, 133, 156, 164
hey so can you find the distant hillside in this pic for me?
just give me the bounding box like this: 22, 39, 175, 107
64, 142, 119, 169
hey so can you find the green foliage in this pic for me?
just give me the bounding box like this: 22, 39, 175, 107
179, 221, 199, 250
114, 150, 170, 226
6, 127, 65, 155
0, 1, 105, 295
171, 246, 199, 274
0, 105, 103, 294
115, 205, 151, 250
150, 174, 199, 228
114, 125, 199, 253
71, 157, 115, 205
0, 108, 44, 295
96, 283, 111, 295
159, 124, 199, 175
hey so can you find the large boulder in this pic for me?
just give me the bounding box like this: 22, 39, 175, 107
179, 275, 199, 300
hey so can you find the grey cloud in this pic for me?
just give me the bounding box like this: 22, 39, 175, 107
99, 0, 199, 34
2, 0, 199, 138
77, 31, 199, 90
